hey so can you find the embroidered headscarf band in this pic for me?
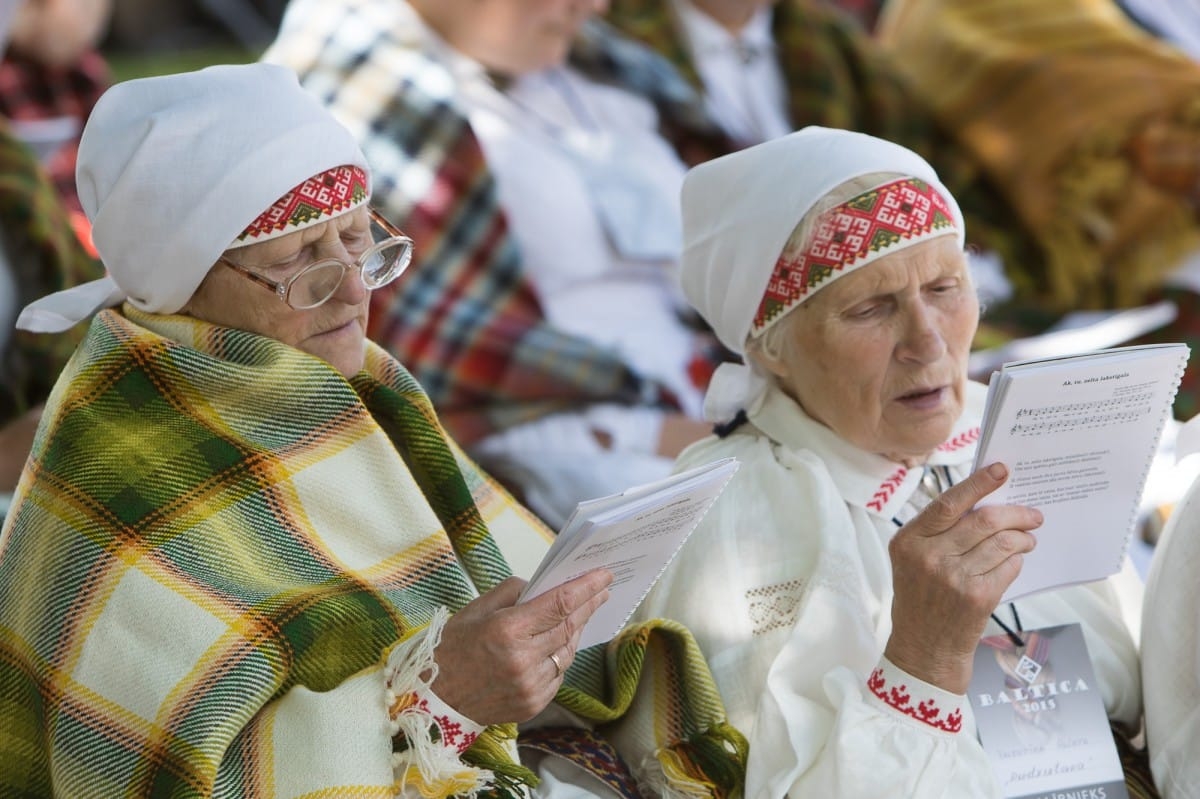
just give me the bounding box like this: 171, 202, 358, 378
751, 176, 958, 337
232, 164, 369, 247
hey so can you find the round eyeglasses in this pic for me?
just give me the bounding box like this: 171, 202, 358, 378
220, 207, 415, 310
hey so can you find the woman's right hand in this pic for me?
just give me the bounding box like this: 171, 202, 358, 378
430, 569, 612, 726
884, 462, 1041, 694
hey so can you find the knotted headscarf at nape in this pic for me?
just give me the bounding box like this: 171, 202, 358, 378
16, 62, 370, 333
680, 125, 964, 422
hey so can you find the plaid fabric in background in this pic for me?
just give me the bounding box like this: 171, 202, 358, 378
264, 0, 729, 446
0, 49, 109, 214
0, 117, 103, 428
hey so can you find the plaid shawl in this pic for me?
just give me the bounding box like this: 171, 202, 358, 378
605, 0, 1043, 304
0, 307, 745, 798
879, 0, 1200, 311
263, 0, 728, 445
0, 118, 104, 427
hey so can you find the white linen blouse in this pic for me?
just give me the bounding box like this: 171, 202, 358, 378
633, 380, 1143, 798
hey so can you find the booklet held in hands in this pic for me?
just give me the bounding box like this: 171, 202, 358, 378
518, 457, 739, 650
972, 343, 1188, 602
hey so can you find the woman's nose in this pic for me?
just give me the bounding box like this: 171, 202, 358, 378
897, 304, 947, 363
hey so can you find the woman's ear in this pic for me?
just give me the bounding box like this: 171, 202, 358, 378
745, 340, 790, 381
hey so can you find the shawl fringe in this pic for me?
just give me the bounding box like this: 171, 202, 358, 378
635, 723, 748, 799
386, 607, 539, 799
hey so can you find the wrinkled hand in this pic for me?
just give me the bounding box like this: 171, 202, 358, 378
431, 569, 612, 725
884, 463, 1041, 694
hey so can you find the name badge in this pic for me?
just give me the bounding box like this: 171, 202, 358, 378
968, 623, 1127, 799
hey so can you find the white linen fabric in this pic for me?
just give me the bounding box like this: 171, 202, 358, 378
16, 63, 369, 333
1141, 458, 1200, 798
670, 0, 792, 146
680, 126, 964, 422
633, 380, 1143, 799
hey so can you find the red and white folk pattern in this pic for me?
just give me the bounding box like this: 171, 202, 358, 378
237, 164, 369, 244
752, 178, 957, 335
867, 668, 964, 733
867, 467, 908, 513
937, 426, 980, 452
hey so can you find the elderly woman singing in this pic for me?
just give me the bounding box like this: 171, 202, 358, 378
631, 127, 1153, 798
0, 63, 745, 799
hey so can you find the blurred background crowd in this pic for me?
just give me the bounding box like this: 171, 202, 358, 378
8, 0, 1200, 526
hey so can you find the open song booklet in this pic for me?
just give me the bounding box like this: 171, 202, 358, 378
972, 343, 1189, 602
517, 457, 739, 650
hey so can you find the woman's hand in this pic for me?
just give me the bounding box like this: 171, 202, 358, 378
431, 569, 612, 725
884, 462, 1041, 694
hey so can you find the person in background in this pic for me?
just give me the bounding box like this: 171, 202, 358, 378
0, 62, 746, 799
0, 0, 112, 217
0, 0, 104, 512
603, 0, 1036, 311
877, 0, 1200, 417
630, 126, 1155, 798
263, 0, 728, 527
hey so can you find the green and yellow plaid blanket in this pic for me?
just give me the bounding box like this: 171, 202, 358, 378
0, 308, 745, 798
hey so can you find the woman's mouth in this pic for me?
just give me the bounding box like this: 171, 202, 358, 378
896, 386, 945, 410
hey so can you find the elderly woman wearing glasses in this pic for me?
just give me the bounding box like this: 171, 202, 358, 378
630, 127, 1151, 798
0, 63, 746, 799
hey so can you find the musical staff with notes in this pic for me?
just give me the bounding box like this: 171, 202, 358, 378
1007, 392, 1155, 437
972, 344, 1188, 602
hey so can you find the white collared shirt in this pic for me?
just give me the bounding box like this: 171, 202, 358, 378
670, 0, 793, 146
634, 381, 1143, 798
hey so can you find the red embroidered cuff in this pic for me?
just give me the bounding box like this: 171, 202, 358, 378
412, 685, 485, 755
865, 657, 965, 734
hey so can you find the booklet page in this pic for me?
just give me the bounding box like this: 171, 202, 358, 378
519, 457, 739, 650
972, 344, 1187, 602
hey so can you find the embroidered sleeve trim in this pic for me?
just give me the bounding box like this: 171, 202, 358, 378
385, 607, 492, 798
866, 660, 964, 734
415, 684, 484, 754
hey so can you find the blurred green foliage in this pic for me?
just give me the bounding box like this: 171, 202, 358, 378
104, 47, 260, 84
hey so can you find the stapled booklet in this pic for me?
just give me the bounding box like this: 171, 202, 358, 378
972, 343, 1188, 602
518, 457, 739, 650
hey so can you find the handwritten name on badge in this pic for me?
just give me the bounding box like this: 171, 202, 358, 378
968, 623, 1127, 799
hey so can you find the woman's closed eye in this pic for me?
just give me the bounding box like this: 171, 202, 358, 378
925, 278, 964, 301
340, 228, 372, 252
845, 299, 890, 320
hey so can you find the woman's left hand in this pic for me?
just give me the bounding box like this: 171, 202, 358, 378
430, 570, 612, 725
884, 462, 1041, 693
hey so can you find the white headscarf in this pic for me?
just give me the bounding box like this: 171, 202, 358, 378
16, 62, 370, 333
680, 126, 964, 422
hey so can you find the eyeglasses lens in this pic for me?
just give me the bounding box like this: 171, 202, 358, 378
290, 261, 346, 309
361, 240, 413, 288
